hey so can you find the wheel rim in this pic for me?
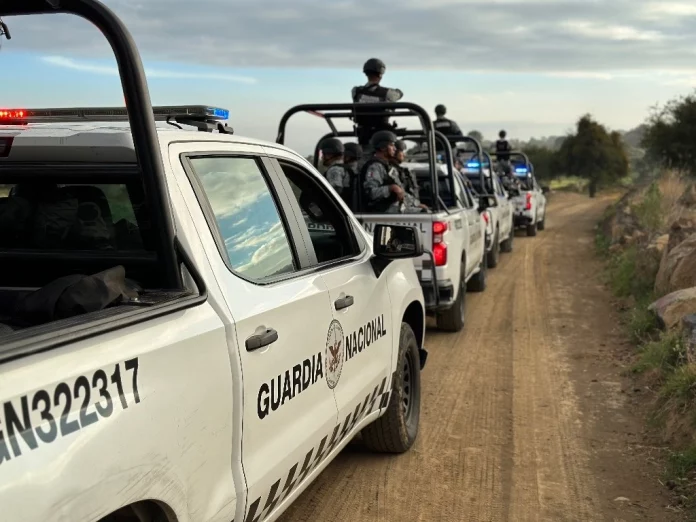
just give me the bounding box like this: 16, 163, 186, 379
402, 347, 416, 419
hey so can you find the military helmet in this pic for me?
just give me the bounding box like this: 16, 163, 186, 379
344, 142, 363, 159
370, 130, 398, 150
320, 137, 344, 156
499, 129, 507, 138
363, 58, 386, 76
435, 104, 446, 116
395, 140, 408, 152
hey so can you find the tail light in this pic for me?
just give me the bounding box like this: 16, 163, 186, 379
482, 212, 489, 224
433, 221, 447, 266
525, 192, 532, 210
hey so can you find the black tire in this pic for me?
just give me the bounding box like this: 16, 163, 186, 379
486, 228, 500, 268
537, 213, 546, 231
362, 323, 421, 453
436, 261, 466, 332
526, 221, 537, 237
467, 253, 487, 292
500, 223, 514, 253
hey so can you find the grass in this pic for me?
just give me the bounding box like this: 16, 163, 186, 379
633, 331, 686, 375
549, 176, 588, 192
628, 294, 660, 343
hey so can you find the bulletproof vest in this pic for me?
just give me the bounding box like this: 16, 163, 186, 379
434, 117, 455, 136
495, 139, 511, 161
325, 164, 355, 210
360, 157, 397, 212
352, 84, 394, 144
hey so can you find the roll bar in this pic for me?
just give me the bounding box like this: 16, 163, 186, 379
277, 102, 446, 212
2, 0, 181, 289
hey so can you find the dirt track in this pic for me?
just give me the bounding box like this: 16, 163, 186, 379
279, 192, 681, 522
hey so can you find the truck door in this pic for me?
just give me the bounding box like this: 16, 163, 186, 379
267, 156, 394, 434
171, 145, 339, 522
455, 174, 484, 277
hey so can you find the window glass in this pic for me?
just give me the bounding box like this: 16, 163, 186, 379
0, 180, 148, 251
278, 162, 358, 265
189, 156, 295, 280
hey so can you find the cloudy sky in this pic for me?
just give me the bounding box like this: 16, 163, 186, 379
2, 0, 696, 153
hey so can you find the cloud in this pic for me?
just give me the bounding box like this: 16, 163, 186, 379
40, 55, 257, 83
3, 0, 695, 73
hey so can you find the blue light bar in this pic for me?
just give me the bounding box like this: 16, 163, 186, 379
208, 107, 229, 119
0, 105, 230, 124
515, 167, 528, 173
467, 162, 480, 168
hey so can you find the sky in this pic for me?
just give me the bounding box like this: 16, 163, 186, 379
2, 0, 696, 154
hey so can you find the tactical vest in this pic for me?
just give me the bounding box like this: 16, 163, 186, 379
495, 139, 511, 161
434, 117, 455, 136
324, 164, 356, 210
360, 157, 397, 212
352, 84, 393, 145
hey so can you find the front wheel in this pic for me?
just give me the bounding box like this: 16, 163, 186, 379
361, 323, 421, 453
436, 261, 466, 332
467, 253, 487, 292
486, 229, 500, 268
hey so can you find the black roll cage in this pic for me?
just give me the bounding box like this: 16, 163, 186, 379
2, 0, 181, 289
277, 102, 462, 213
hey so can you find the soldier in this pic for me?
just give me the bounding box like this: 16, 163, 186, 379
351, 58, 404, 166
343, 142, 362, 210
320, 138, 353, 206
392, 140, 424, 204
494, 129, 512, 175
433, 104, 463, 137
362, 131, 426, 214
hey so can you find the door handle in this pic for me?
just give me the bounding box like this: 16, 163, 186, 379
334, 295, 354, 310
245, 327, 279, 351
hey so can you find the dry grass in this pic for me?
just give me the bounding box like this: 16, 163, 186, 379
659, 170, 691, 225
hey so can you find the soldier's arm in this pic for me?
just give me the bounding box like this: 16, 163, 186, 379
325, 167, 344, 194
364, 165, 391, 200
385, 88, 404, 102
451, 120, 463, 136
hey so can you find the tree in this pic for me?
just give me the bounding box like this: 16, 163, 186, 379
522, 145, 560, 181
467, 130, 484, 143
556, 114, 629, 197
642, 93, 696, 175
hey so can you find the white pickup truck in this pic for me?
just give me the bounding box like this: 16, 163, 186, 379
457, 153, 515, 267
277, 106, 490, 332
511, 163, 549, 237
0, 4, 428, 522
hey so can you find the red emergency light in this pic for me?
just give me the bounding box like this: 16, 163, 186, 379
0, 109, 25, 119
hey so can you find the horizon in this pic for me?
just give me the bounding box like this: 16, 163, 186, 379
3, 1, 696, 155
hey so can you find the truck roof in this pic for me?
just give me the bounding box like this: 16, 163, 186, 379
0, 122, 303, 163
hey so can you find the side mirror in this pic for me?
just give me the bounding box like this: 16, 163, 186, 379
478, 194, 498, 211
541, 185, 550, 194
373, 224, 423, 259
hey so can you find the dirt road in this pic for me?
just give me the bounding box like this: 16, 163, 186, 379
279, 192, 680, 522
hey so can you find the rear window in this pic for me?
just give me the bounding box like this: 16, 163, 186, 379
414, 170, 456, 208
0, 178, 151, 251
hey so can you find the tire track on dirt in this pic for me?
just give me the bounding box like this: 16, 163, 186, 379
278, 193, 663, 522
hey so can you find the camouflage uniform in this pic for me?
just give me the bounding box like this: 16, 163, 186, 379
325, 162, 350, 196
363, 160, 423, 213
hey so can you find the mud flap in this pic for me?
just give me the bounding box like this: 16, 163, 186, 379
419, 347, 428, 369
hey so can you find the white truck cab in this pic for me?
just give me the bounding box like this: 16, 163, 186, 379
0, 4, 428, 522
456, 151, 515, 267
277, 106, 491, 333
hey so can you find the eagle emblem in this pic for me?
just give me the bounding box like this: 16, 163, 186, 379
325, 319, 344, 389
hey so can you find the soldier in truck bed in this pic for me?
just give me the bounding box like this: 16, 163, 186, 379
351, 58, 403, 166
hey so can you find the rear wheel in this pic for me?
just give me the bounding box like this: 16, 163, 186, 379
537, 212, 546, 231
362, 323, 421, 453
467, 253, 487, 292
436, 261, 466, 332
486, 229, 500, 268
526, 221, 537, 237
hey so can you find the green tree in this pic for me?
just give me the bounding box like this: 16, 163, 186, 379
522, 145, 560, 181
642, 93, 696, 175
467, 130, 484, 143
556, 114, 629, 197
